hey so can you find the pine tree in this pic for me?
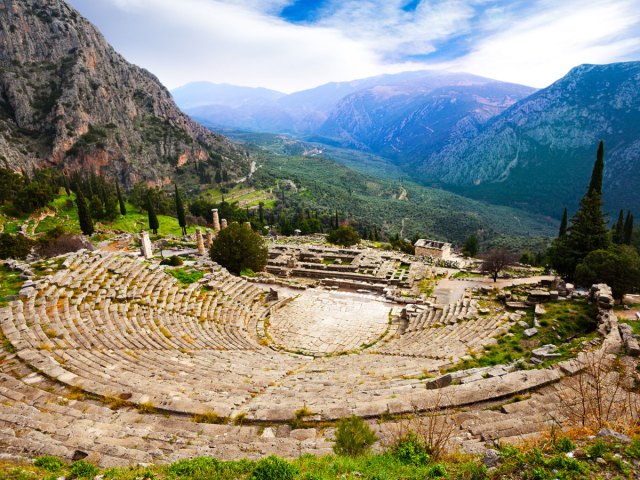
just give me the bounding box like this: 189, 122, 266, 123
550, 143, 610, 280
612, 209, 624, 244
588, 140, 604, 195
116, 181, 126, 216
146, 194, 159, 235
623, 211, 634, 245
463, 234, 479, 257
174, 184, 187, 236
558, 207, 568, 237
76, 191, 94, 236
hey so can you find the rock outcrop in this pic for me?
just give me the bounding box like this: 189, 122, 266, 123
0, 0, 250, 185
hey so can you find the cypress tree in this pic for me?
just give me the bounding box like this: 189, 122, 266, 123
613, 209, 624, 244
550, 143, 610, 280
146, 194, 159, 235
174, 184, 187, 236
116, 181, 126, 216
588, 140, 604, 195
558, 207, 568, 237
623, 211, 634, 245
76, 191, 94, 236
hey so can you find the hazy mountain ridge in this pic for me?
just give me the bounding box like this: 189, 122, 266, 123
175, 71, 535, 140
0, 0, 249, 185
421, 62, 640, 216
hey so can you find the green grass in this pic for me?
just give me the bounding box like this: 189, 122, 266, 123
451, 271, 484, 279
167, 268, 204, 285
3, 434, 639, 480
448, 299, 598, 372
0, 265, 24, 306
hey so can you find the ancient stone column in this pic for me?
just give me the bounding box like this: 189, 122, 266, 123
206, 229, 213, 248
140, 231, 153, 259
220, 219, 228, 230
196, 228, 205, 255
212, 209, 221, 233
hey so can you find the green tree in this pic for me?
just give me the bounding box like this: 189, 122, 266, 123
462, 234, 479, 257
76, 191, 94, 236
327, 225, 361, 247
210, 223, 268, 275
146, 194, 159, 235
550, 143, 610, 280
575, 245, 640, 300
559, 207, 568, 238
612, 209, 625, 244
174, 184, 187, 236
115, 181, 126, 216
588, 140, 604, 195
623, 211, 634, 245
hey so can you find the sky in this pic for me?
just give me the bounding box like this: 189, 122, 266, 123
66, 0, 640, 93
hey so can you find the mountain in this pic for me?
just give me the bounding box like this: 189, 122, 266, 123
0, 0, 249, 186
176, 71, 534, 138
315, 74, 535, 160
171, 82, 284, 109
420, 62, 640, 217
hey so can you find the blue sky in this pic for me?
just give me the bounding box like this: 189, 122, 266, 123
67, 0, 640, 93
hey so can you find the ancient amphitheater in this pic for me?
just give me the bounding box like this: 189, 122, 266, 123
0, 243, 638, 467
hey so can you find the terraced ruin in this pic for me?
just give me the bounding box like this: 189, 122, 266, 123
0, 242, 638, 467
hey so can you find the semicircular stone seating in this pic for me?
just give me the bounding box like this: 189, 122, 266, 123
0, 250, 580, 465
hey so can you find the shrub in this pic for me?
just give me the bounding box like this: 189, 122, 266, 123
587, 439, 607, 459
553, 436, 575, 453
327, 226, 360, 247
0, 233, 33, 259
168, 457, 220, 477
250, 455, 297, 480
393, 431, 430, 465
210, 223, 268, 275
160, 255, 183, 266
626, 438, 640, 459
34, 456, 65, 472
333, 416, 377, 456
68, 459, 98, 479
426, 463, 447, 478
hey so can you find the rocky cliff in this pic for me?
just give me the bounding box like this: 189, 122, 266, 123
421, 62, 640, 216
0, 0, 249, 185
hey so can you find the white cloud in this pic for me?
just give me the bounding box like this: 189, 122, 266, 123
67, 0, 640, 92
453, 0, 640, 87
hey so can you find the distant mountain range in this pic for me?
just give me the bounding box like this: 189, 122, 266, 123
0, 0, 249, 186
174, 62, 640, 217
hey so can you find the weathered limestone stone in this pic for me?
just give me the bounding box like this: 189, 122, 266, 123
619, 324, 640, 356
290, 428, 317, 441
534, 304, 546, 316
531, 344, 561, 361
524, 328, 538, 338
196, 228, 205, 256
221, 219, 228, 230
425, 374, 452, 390
206, 230, 213, 248
212, 209, 221, 233
140, 232, 153, 259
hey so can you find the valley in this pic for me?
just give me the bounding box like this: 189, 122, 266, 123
1, 0, 639, 478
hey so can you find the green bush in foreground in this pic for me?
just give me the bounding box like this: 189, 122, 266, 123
33, 456, 64, 472
333, 416, 377, 456
68, 460, 98, 479
393, 432, 430, 465
250, 455, 298, 480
